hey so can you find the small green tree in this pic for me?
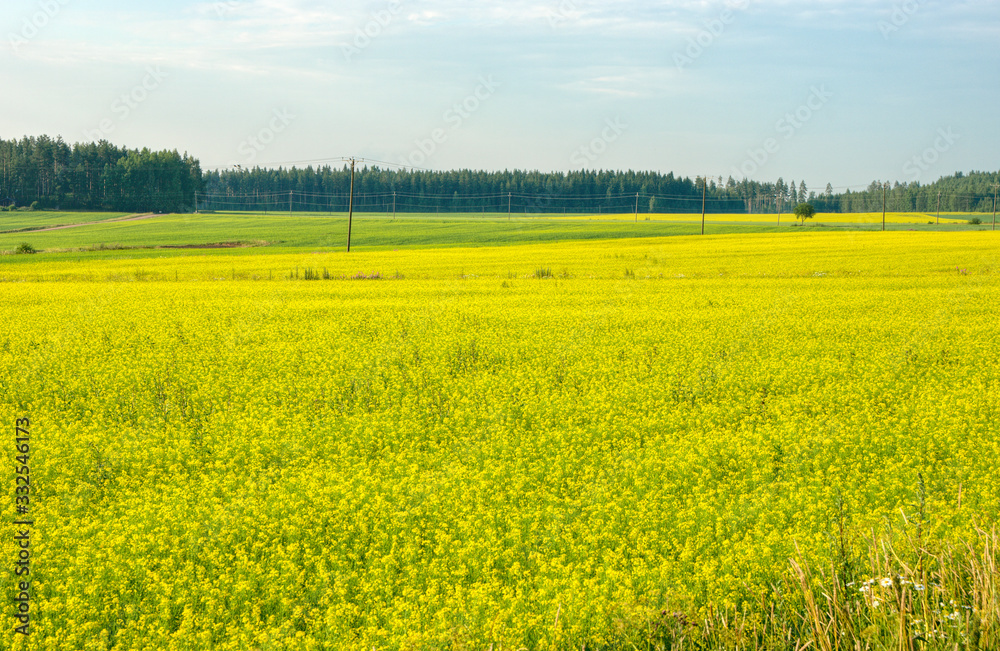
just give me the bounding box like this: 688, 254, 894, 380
793, 202, 816, 226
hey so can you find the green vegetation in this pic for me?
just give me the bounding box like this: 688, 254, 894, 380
0, 211, 780, 253
4, 135, 999, 217
794, 202, 816, 225
2, 210, 995, 257
0, 135, 200, 212
0, 211, 132, 233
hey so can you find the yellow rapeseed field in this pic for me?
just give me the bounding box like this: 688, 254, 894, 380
1, 231, 998, 650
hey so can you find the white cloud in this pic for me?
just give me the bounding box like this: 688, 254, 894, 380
559, 67, 684, 98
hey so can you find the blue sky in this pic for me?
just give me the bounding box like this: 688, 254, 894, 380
2, 0, 997, 190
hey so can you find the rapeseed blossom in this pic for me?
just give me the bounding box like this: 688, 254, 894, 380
0, 231, 997, 649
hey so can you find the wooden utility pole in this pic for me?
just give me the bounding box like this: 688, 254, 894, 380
634, 192, 639, 222
777, 195, 782, 226
993, 183, 998, 231
392, 191, 396, 221
936, 190, 941, 225
701, 176, 707, 235
289, 190, 293, 218
882, 182, 887, 231
507, 192, 511, 222
346, 158, 356, 252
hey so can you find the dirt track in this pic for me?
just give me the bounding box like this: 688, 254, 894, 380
31, 213, 157, 233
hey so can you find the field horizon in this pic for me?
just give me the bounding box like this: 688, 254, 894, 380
1, 210, 995, 259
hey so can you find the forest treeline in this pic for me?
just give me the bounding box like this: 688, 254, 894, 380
2, 135, 997, 214
0, 136, 201, 213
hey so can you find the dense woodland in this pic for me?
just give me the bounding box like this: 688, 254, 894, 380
0, 136, 201, 213
2, 136, 997, 215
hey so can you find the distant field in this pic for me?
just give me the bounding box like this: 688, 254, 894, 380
548, 211, 982, 224
0, 211, 772, 253
0, 211, 133, 233
0, 210, 993, 255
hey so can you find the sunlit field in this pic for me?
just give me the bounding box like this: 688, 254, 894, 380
542, 211, 981, 224
0, 211, 132, 233
0, 210, 993, 256
2, 229, 998, 649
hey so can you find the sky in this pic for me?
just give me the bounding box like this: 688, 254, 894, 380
1, 0, 997, 191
